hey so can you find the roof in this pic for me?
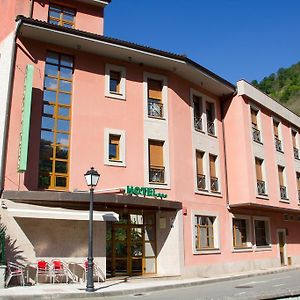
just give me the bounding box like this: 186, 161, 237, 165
16, 16, 235, 96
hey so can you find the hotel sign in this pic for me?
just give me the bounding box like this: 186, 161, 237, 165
126, 186, 167, 199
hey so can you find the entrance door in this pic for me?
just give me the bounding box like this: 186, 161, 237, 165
277, 229, 287, 266
106, 211, 156, 277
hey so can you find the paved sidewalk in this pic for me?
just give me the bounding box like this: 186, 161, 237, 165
1, 265, 300, 300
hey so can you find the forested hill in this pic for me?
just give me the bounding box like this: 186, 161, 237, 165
251, 62, 300, 115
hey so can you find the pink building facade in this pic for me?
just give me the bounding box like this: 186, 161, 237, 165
0, 0, 299, 280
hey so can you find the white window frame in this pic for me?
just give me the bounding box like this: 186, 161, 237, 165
105, 64, 126, 100
291, 128, 300, 160
205, 99, 217, 137
249, 104, 263, 144
190, 89, 204, 133
254, 156, 268, 198
231, 215, 252, 251
104, 128, 126, 167
278, 164, 289, 202
253, 216, 271, 250
208, 153, 221, 193
272, 116, 284, 153
192, 210, 220, 255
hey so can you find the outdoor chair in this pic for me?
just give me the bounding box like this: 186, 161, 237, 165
5, 261, 25, 287
52, 260, 76, 284
36, 260, 52, 284
83, 260, 105, 283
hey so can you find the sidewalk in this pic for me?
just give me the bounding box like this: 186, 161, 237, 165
1, 265, 300, 300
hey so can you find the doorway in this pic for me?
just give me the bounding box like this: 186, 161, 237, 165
106, 211, 156, 277
277, 229, 287, 266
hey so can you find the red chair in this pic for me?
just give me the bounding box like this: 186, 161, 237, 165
83, 260, 105, 283
36, 260, 51, 284
52, 260, 68, 284
5, 262, 25, 287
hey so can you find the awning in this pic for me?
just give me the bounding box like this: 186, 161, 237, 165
1, 200, 119, 222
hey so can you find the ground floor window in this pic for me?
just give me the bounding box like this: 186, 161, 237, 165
232, 218, 251, 248
254, 218, 270, 247
194, 215, 216, 250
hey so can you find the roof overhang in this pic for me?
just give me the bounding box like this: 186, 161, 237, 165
16, 17, 235, 97
75, 0, 111, 7
2, 190, 182, 211
1, 199, 119, 221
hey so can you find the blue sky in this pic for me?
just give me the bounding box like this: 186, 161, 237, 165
104, 0, 300, 84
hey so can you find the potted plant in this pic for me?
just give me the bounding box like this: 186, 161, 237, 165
0, 225, 6, 288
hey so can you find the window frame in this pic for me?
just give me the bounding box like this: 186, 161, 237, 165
272, 117, 284, 153
231, 215, 252, 250
253, 216, 271, 249
277, 164, 289, 201
148, 139, 165, 184
249, 105, 263, 144
105, 64, 126, 100
255, 157, 268, 197
291, 128, 300, 160
104, 128, 126, 167
48, 3, 76, 28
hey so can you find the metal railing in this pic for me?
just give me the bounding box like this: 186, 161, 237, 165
294, 147, 299, 160
148, 99, 163, 119
280, 185, 287, 199
252, 127, 261, 143
275, 137, 283, 152
257, 180, 266, 195
149, 165, 165, 183
210, 176, 219, 192
197, 174, 206, 190
207, 121, 215, 136
194, 116, 203, 131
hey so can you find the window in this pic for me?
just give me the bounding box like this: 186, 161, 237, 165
206, 102, 215, 136
194, 215, 216, 249
0, 229, 5, 264
105, 64, 126, 100
297, 172, 300, 203
251, 108, 261, 143
196, 151, 205, 190
278, 165, 287, 200
292, 130, 299, 159
273, 120, 283, 152
104, 129, 126, 167
209, 154, 218, 192
254, 219, 270, 247
232, 218, 250, 248
39, 52, 73, 190
48, 4, 75, 28
193, 95, 203, 131
149, 140, 165, 183
255, 157, 266, 195
148, 79, 163, 118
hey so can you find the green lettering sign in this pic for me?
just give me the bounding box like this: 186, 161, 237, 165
126, 186, 167, 199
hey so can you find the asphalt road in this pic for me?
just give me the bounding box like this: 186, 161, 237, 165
98, 269, 300, 300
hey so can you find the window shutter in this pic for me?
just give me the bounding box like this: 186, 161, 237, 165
273, 121, 279, 138
148, 79, 162, 100
255, 158, 263, 181
196, 151, 204, 175
292, 131, 297, 147
251, 109, 258, 127
149, 141, 163, 166
278, 166, 284, 186
297, 173, 300, 190
209, 155, 216, 177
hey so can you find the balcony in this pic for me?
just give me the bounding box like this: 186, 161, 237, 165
252, 127, 261, 143
194, 116, 203, 131
280, 185, 287, 200
294, 147, 299, 160
148, 99, 163, 119
197, 174, 206, 190
207, 121, 215, 136
275, 137, 283, 152
149, 165, 165, 183
257, 180, 266, 195
210, 176, 219, 192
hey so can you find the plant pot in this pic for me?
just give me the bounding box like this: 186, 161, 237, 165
0, 265, 6, 288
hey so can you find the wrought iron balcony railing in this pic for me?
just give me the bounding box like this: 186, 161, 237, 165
280, 185, 287, 200
252, 127, 261, 143
197, 174, 206, 190
149, 165, 165, 183
294, 147, 299, 160
275, 137, 283, 152
210, 176, 219, 192
148, 99, 163, 119
194, 116, 203, 131
257, 180, 266, 195
207, 121, 215, 136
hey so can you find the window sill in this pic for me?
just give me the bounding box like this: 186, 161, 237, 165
232, 247, 253, 253
256, 194, 269, 200
276, 149, 284, 154
280, 199, 290, 203
148, 182, 170, 190
105, 161, 126, 167
194, 128, 205, 134
147, 116, 166, 121
195, 190, 222, 198
254, 246, 272, 252
208, 133, 218, 139
194, 248, 221, 255
105, 93, 126, 100
253, 139, 263, 145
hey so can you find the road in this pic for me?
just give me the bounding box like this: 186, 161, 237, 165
87, 269, 300, 300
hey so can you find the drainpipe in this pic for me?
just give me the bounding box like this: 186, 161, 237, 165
0, 20, 22, 197
221, 91, 237, 208
29, 0, 34, 18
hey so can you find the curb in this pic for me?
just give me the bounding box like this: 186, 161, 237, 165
2, 266, 300, 300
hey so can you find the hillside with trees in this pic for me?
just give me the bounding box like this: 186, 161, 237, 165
252, 62, 300, 115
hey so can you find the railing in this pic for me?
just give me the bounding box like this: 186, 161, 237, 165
252, 127, 261, 143
197, 174, 206, 190
148, 99, 163, 119
149, 165, 165, 183
294, 147, 299, 159
257, 180, 266, 195
194, 116, 203, 131
210, 176, 219, 192
298, 190, 300, 203
280, 185, 287, 199
275, 137, 282, 152
207, 121, 215, 136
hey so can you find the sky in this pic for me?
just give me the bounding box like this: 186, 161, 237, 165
104, 0, 300, 84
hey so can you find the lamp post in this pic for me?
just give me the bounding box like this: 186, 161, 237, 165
84, 167, 100, 292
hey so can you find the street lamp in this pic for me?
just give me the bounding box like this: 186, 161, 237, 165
84, 167, 100, 292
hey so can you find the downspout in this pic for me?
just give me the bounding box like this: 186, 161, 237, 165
29, 0, 34, 18
221, 91, 237, 208
0, 20, 22, 197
